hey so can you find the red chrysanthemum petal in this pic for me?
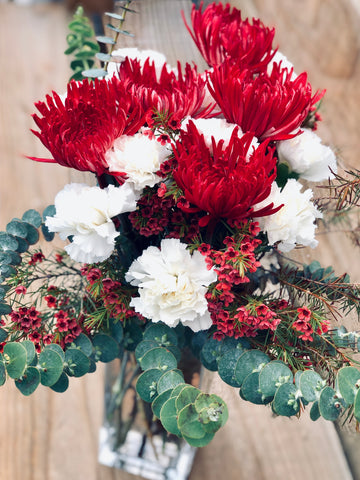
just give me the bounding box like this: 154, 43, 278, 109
118, 57, 215, 124
172, 121, 281, 226
183, 2, 276, 72
29, 76, 147, 175
208, 61, 324, 141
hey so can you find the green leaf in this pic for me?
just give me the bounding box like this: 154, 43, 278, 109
92, 333, 119, 362
65, 348, 90, 377
177, 403, 205, 439
46, 343, 65, 361
272, 383, 300, 417
337, 366, 360, 405
41, 224, 55, 242
38, 348, 64, 386
0, 251, 21, 266
135, 339, 158, 363
234, 349, 270, 386
170, 383, 187, 397
310, 401, 321, 421
96, 35, 116, 45
240, 371, 271, 405
140, 347, 177, 372
50, 371, 69, 393
183, 431, 214, 447
0, 354, 6, 386
0, 328, 8, 342
0, 233, 18, 252
23, 223, 39, 245
200, 337, 222, 371
22, 210, 42, 228
143, 322, 178, 346
157, 369, 184, 395
258, 361, 292, 398
21, 340, 36, 365
3, 342, 27, 379
318, 386, 344, 421
175, 385, 200, 412
15, 367, 40, 395
0, 264, 16, 278
299, 370, 325, 402
152, 389, 173, 419
160, 396, 182, 437
6, 220, 28, 238
72, 333, 93, 357
218, 349, 244, 387
123, 322, 143, 351
14, 237, 29, 253
43, 205, 56, 220
0, 303, 12, 315
96, 52, 112, 62
136, 368, 162, 402
194, 393, 228, 433
109, 318, 124, 344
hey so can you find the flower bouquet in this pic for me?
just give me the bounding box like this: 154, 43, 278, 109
1, 1, 360, 479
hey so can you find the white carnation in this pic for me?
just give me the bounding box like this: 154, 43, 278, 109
125, 239, 217, 331
45, 183, 138, 264
107, 47, 167, 78
106, 133, 170, 192
277, 129, 337, 182
181, 117, 259, 158
253, 179, 322, 252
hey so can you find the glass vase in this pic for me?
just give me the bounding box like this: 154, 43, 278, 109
98, 351, 199, 480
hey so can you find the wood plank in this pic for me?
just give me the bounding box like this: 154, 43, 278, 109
0, 1, 359, 479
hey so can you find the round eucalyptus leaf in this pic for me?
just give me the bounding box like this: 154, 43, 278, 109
0, 303, 12, 315
22, 209, 42, 228
109, 318, 124, 344
318, 386, 344, 421
175, 385, 200, 412
0, 251, 21, 266
0, 233, 19, 252
310, 401, 321, 421
240, 371, 271, 405
272, 382, 300, 417
218, 349, 244, 387
160, 396, 182, 437
15, 366, 40, 395
337, 366, 360, 405
3, 342, 27, 379
50, 371, 69, 393
177, 403, 205, 439
14, 236, 29, 253
143, 322, 178, 347
21, 340, 36, 365
135, 339, 158, 363
39, 348, 64, 386
200, 337, 222, 371
299, 370, 325, 403
72, 333, 93, 356
136, 368, 162, 402
0, 328, 8, 342
65, 348, 90, 377
183, 431, 214, 447
23, 223, 39, 245
43, 204, 56, 220
0, 264, 16, 278
157, 369, 184, 395
170, 383, 187, 398
41, 224, 55, 242
46, 343, 65, 361
152, 389, 173, 419
123, 322, 143, 351
234, 349, 270, 386
0, 288, 7, 301
6, 220, 28, 238
0, 355, 6, 386
92, 333, 119, 362
353, 388, 360, 422
194, 393, 228, 432
259, 360, 292, 398
140, 347, 177, 372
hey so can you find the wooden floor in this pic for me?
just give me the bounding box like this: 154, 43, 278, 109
0, 1, 359, 479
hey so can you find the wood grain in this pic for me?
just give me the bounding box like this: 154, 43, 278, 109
0, 1, 359, 479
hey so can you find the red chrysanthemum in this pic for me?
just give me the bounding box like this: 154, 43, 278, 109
183, 2, 276, 72
172, 121, 281, 227
30, 76, 146, 175
118, 57, 215, 127
208, 61, 324, 141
